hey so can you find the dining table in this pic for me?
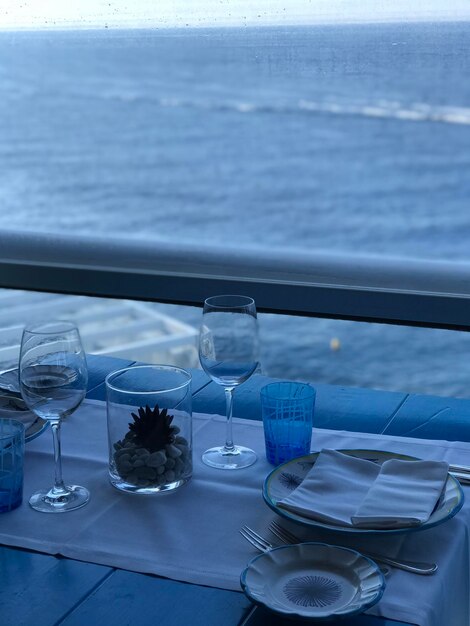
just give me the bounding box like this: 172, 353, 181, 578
2, 352, 470, 626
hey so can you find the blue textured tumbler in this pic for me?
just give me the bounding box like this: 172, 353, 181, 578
261, 382, 316, 466
0, 418, 25, 513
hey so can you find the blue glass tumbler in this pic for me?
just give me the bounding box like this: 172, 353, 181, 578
261, 382, 316, 466
0, 418, 25, 513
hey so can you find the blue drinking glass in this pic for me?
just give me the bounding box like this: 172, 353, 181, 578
261, 382, 316, 466
0, 418, 25, 513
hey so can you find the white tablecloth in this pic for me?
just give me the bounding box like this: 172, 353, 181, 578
1, 399, 470, 626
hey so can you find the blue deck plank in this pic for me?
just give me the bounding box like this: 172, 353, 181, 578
383, 392, 470, 442
86, 354, 135, 396
243, 606, 408, 626
0, 546, 111, 626
312, 383, 407, 434
192, 374, 280, 419
193, 376, 407, 435
60, 570, 253, 626
87, 361, 211, 402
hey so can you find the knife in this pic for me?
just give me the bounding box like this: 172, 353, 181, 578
449, 464, 470, 475
449, 471, 470, 485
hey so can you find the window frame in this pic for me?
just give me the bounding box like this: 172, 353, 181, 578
1, 229, 470, 331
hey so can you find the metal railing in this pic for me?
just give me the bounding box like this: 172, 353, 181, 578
1, 229, 470, 330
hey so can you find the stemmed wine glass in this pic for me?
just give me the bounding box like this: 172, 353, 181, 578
199, 295, 259, 469
19, 321, 89, 513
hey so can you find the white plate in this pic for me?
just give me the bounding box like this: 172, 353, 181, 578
0, 393, 48, 442
241, 542, 385, 620
263, 449, 464, 534
0, 369, 21, 395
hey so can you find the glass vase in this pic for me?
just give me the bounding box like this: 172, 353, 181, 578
106, 365, 192, 494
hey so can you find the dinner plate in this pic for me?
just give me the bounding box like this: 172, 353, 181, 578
263, 449, 464, 534
0, 393, 48, 442
240, 542, 385, 620
0, 368, 21, 395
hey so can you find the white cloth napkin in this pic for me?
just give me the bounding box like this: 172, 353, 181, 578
278, 449, 449, 529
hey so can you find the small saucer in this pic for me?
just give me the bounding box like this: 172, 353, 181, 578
241, 542, 385, 620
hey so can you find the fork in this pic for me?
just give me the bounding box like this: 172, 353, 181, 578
240, 525, 277, 552
268, 520, 438, 575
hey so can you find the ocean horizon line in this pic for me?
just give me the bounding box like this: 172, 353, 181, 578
1, 17, 470, 34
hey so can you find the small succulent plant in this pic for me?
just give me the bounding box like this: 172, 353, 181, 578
113, 404, 191, 489
129, 405, 176, 452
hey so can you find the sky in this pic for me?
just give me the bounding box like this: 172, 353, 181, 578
1, 0, 470, 30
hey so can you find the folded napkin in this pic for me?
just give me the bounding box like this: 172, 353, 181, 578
278, 449, 449, 529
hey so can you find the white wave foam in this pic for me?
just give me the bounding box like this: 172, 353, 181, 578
298, 99, 470, 126
393, 109, 428, 121
97, 90, 470, 126
431, 107, 470, 125
234, 102, 257, 113
160, 97, 184, 107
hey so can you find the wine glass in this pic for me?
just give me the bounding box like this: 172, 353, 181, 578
199, 295, 259, 469
19, 321, 89, 513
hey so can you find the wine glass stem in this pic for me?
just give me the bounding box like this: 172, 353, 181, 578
224, 387, 235, 452
51, 421, 67, 494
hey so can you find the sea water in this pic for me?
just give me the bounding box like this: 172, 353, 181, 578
0, 23, 469, 395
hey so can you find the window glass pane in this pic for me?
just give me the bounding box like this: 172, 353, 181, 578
259, 314, 470, 398
0, 11, 469, 261
168, 302, 470, 397
1, 5, 469, 399
1, 289, 469, 399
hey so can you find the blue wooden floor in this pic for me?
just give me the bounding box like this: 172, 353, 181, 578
2, 352, 465, 626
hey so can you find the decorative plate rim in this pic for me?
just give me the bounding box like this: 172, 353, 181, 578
240, 541, 385, 620
0, 392, 49, 442
25, 417, 49, 442
263, 449, 464, 534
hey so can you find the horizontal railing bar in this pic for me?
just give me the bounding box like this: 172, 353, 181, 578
1, 229, 470, 331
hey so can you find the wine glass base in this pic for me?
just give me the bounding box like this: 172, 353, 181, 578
202, 445, 257, 470
29, 485, 90, 513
